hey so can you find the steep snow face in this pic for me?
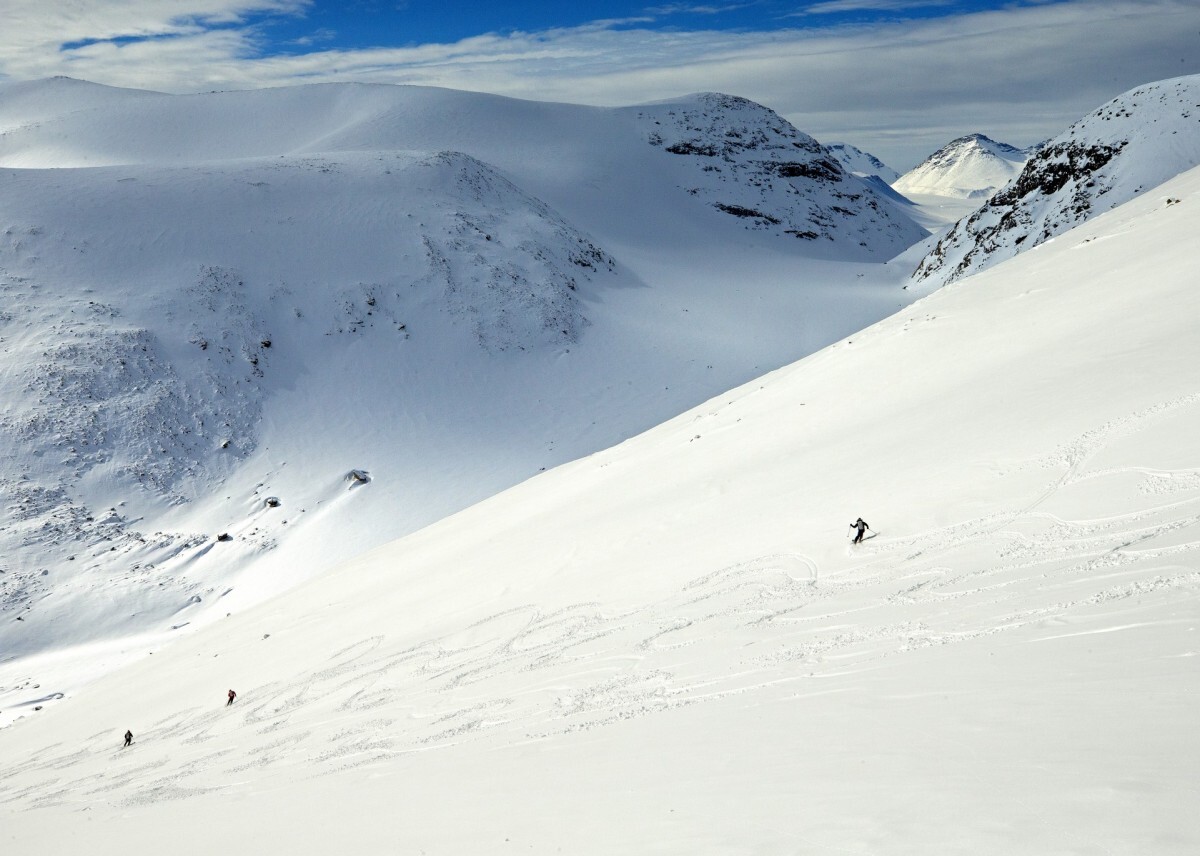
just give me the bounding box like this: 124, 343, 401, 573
635, 94, 927, 259
828, 141, 901, 183
911, 75, 1200, 287
893, 133, 1030, 200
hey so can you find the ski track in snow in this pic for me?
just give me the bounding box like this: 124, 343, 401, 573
2, 391, 1198, 813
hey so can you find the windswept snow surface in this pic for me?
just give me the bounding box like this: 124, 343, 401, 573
913, 74, 1200, 287
0, 80, 927, 709
2, 157, 1199, 853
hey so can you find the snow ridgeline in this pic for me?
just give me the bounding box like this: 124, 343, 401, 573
828, 141, 901, 184
912, 74, 1200, 287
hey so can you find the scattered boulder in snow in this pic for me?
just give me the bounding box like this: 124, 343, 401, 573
347, 469, 370, 485
264, 496, 281, 508
216, 533, 233, 542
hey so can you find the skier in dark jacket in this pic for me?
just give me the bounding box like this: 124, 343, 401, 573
226, 688, 237, 706
124, 729, 133, 747
850, 517, 871, 544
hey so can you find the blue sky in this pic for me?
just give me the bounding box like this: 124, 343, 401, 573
2, 0, 1198, 169
257, 1, 1021, 51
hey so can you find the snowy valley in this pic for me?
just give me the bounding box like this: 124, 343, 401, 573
1, 73, 1199, 855
0, 78, 925, 688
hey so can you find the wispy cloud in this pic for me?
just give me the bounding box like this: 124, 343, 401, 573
290, 27, 337, 47
0, 0, 1197, 169
645, 3, 757, 15
793, 0, 956, 15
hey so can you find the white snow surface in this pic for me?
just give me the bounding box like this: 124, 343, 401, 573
892, 132, 1030, 201
912, 74, 1200, 287
828, 141, 902, 183
2, 154, 1198, 854
0, 80, 928, 700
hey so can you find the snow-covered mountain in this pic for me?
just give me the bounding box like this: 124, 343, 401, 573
893, 133, 1030, 200
0, 80, 923, 260
638, 95, 927, 256
0, 79, 928, 681
911, 75, 1200, 287
3, 150, 1198, 855
828, 141, 901, 183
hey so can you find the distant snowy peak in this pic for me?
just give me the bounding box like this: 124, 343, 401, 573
828, 142, 901, 183
911, 74, 1200, 287
636, 93, 927, 259
893, 133, 1031, 200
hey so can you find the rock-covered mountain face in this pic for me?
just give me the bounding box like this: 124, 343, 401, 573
893, 133, 1031, 200
828, 142, 901, 183
635, 94, 927, 259
911, 75, 1200, 287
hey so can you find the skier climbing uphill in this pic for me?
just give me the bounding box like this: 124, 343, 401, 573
849, 517, 872, 544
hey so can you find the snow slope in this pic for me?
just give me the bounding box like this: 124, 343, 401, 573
0, 80, 924, 260
828, 141, 901, 183
2, 157, 1198, 854
912, 74, 1200, 287
0, 80, 927, 692
893, 133, 1030, 200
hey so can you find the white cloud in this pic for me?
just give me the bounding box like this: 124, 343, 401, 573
645, 3, 757, 15
1, 0, 1198, 169
795, 0, 956, 14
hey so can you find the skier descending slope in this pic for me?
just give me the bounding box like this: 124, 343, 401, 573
849, 517, 872, 544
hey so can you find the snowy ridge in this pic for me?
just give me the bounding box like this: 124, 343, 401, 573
893, 133, 1030, 200
0, 81, 925, 258
2, 155, 1198, 853
638, 94, 927, 258
828, 141, 901, 183
912, 74, 1200, 286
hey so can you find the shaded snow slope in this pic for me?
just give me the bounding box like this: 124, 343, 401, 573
0, 150, 613, 659
893, 133, 1030, 200
2, 162, 1198, 855
0, 80, 927, 690
828, 141, 901, 183
912, 74, 1200, 287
